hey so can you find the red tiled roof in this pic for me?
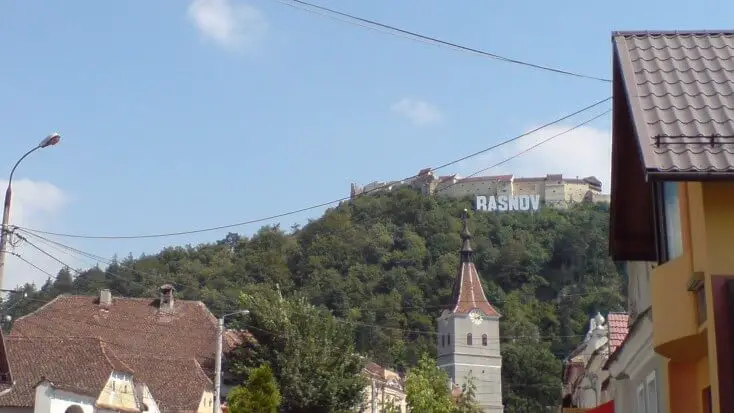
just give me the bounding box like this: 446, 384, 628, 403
450, 212, 500, 317
450, 262, 500, 317
606, 312, 629, 354
0, 337, 130, 407
119, 354, 212, 412
8, 293, 221, 374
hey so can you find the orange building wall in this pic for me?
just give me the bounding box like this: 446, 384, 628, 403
650, 182, 734, 413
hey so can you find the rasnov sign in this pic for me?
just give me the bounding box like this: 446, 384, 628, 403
475, 195, 541, 212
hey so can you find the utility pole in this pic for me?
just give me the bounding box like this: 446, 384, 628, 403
214, 309, 249, 413
0, 133, 61, 290
371, 378, 377, 413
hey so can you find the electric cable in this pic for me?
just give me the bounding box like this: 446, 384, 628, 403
435, 109, 611, 195
271, 0, 611, 83
16, 97, 611, 240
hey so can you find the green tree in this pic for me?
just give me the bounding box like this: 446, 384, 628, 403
3, 189, 624, 410
501, 342, 562, 412
227, 364, 281, 413
404, 353, 453, 413
453, 373, 482, 413
233, 285, 366, 413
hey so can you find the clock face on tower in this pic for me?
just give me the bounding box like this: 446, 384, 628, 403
469, 309, 483, 325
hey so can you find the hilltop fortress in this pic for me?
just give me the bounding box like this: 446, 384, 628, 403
350, 168, 611, 209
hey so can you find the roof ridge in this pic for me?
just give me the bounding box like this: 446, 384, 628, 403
12, 294, 65, 323
614, 30, 734, 37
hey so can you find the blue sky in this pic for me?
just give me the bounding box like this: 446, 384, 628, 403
1, 0, 733, 288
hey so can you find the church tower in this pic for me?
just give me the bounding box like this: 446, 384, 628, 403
437, 209, 503, 412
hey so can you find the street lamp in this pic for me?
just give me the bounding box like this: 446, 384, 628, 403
0, 133, 61, 290
214, 309, 249, 413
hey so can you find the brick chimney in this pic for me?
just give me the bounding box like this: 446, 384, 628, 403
99, 289, 112, 306
159, 284, 175, 312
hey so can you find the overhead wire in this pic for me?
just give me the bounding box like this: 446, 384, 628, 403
15, 228, 619, 316
3, 244, 588, 393
435, 108, 612, 195
270, 0, 611, 83
16, 97, 611, 240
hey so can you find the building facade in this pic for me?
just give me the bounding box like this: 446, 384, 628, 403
351, 170, 610, 208
609, 31, 734, 413
1, 286, 231, 411
359, 362, 407, 413
561, 312, 628, 411
605, 262, 668, 413
0, 336, 216, 413
436, 210, 502, 412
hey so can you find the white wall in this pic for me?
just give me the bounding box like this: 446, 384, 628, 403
34, 384, 96, 413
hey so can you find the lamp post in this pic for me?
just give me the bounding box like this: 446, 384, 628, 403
0, 133, 61, 290
214, 309, 249, 413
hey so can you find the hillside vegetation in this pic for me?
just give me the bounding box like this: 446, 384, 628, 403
5, 188, 625, 409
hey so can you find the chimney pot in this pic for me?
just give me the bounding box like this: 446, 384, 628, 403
100, 289, 112, 306
159, 284, 175, 312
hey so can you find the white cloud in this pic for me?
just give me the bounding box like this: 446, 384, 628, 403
0, 179, 73, 290
187, 0, 268, 50
458, 123, 612, 192
391, 98, 443, 126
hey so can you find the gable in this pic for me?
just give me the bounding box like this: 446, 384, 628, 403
610, 31, 734, 261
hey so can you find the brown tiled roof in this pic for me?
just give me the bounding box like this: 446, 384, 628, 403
610, 31, 734, 261
0, 337, 130, 407
606, 312, 629, 354
119, 354, 211, 412
613, 31, 734, 177
449, 212, 500, 317
9, 294, 220, 374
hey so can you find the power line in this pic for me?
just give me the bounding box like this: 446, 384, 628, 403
271, 0, 611, 83
16, 227, 616, 313
435, 109, 611, 195
16, 97, 611, 240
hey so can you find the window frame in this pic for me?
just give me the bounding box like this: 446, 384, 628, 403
636, 382, 646, 413
646, 371, 658, 413
652, 181, 683, 263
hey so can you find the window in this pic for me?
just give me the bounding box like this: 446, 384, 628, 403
441, 335, 445, 347
447, 335, 451, 345
482, 334, 488, 346
646, 371, 658, 413
635, 371, 659, 413
636, 383, 645, 413
656, 181, 683, 262
467, 333, 473, 345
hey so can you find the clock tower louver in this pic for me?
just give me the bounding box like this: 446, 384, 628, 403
437, 209, 503, 413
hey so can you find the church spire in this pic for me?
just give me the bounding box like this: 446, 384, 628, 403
449, 209, 500, 317
460, 209, 473, 262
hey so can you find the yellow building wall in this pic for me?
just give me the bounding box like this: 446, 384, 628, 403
95, 372, 139, 412
651, 181, 734, 413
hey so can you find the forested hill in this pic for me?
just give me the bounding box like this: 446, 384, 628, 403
4, 188, 625, 407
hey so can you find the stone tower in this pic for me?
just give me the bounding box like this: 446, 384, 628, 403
437, 209, 503, 412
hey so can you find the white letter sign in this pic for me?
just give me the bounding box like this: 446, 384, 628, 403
475, 194, 540, 212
